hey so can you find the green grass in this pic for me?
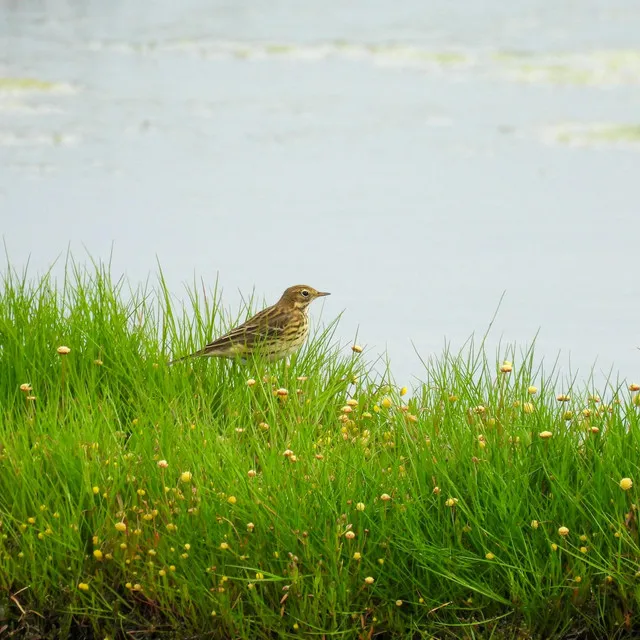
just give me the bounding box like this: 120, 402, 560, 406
1, 259, 640, 639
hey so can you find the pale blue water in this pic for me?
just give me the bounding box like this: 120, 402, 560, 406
1, 0, 639, 387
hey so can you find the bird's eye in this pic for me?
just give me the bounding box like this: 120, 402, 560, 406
301, 289, 310, 297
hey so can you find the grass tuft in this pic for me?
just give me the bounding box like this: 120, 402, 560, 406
1, 260, 640, 638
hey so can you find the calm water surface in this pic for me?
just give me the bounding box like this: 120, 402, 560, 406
1, 0, 639, 386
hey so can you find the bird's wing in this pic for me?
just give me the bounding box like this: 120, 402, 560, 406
200, 304, 288, 354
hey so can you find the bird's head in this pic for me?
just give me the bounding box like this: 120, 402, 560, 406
279, 285, 330, 310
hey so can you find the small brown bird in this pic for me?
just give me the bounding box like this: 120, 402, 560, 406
172, 284, 330, 363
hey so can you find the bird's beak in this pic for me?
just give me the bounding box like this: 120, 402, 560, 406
316, 291, 330, 297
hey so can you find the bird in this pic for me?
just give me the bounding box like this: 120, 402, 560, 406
171, 284, 330, 363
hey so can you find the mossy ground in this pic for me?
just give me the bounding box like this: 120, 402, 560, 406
1, 260, 640, 639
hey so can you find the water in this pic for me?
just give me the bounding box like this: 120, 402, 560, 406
1, 0, 639, 387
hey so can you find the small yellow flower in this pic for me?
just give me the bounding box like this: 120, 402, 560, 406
157, 460, 169, 468
246, 378, 256, 387
445, 498, 459, 507
574, 576, 582, 583
248, 469, 257, 478
558, 526, 569, 537
605, 575, 614, 584
551, 543, 558, 551
94, 359, 103, 366
19, 383, 32, 392
93, 550, 103, 560
276, 388, 289, 397
531, 520, 539, 529
27, 517, 36, 524
562, 411, 574, 421
381, 397, 392, 409
115, 522, 126, 532
539, 431, 553, 439
363, 577, 375, 586
590, 426, 600, 434
580, 546, 588, 554
500, 361, 513, 373
356, 502, 366, 511
159, 569, 166, 577
180, 471, 192, 483
137, 489, 146, 496
78, 582, 89, 591
57, 346, 71, 355
220, 542, 230, 550
255, 572, 264, 580
380, 493, 391, 502
523, 402, 535, 414
620, 477, 633, 491
344, 530, 356, 540
166, 523, 177, 532
433, 486, 441, 495
353, 552, 361, 560
351, 344, 363, 353
400, 386, 408, 397
556, 394, 570, 402
227, 495, 237, 504
247, 522, 255, 532
629, 383, 640, 392
528, 386, 538, 395
395, 600, 403, 607
92, 486, 100, 495
485, 552, 495, 560
26, 395, 36, 401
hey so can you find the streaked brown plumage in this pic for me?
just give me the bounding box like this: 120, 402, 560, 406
171, 284, 329, 363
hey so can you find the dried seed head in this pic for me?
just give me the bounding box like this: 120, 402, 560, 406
500, 361, 513, 373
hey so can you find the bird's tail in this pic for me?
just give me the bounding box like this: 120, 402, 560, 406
168, 347, 218, 365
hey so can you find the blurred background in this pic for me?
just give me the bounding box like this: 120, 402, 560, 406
1, 0, 639, 385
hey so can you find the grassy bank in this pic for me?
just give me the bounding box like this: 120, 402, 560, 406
1, 262, 640, 639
